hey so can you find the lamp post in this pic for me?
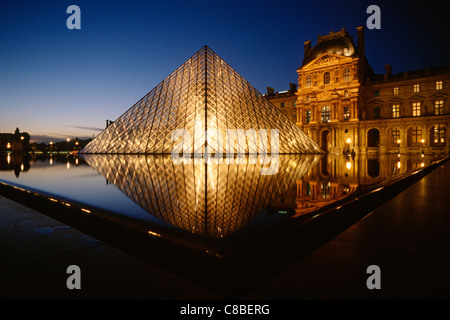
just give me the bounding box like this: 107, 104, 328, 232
421, 139, 425, 157
345, 138, 351, 156
66, 138, 70, 153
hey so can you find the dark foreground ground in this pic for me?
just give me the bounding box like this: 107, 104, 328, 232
1, 158, 450, 304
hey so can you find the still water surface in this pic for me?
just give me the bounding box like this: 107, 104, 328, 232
0, 152, 443, 242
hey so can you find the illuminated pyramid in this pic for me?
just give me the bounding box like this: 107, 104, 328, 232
80, 46, 322, 154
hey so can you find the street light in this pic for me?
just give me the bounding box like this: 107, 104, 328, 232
421, 139, 425, 157
66, 138, 70, 153
397, 139, 401, 156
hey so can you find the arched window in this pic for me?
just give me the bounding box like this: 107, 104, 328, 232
305, 75, 312, 87
324, 72, 330, 84
321, 106, 331, 123
343, 68, 351, 81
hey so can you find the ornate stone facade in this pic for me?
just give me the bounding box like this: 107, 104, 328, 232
266, 26, 450, 155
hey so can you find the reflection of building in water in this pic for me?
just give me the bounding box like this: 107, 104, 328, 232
293, 154, 437, 216
81, 154, 321, 238
266, 26, 450, 156
0, 153, 30, 178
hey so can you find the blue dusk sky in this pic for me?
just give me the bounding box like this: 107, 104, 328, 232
0, 0, 449, 143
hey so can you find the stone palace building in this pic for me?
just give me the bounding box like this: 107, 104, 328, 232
266, 26, 450, 155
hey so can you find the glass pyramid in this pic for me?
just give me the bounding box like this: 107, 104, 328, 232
80, 46, 322, 155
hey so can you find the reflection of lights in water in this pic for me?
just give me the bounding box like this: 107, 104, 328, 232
346, 161, 351, 170
49, 158, 53, 165
67, 162, 70, 170
397, 161, 401, 169
421, 162, 425, 167
75, 158, 79, 165
20, 164, 24, 171
7, 154, 10, 164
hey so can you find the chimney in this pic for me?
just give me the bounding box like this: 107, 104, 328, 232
304, 40, 311, 55
356, 26, 365, 56
384, 64, 392, 79
266, 87, 275, 96
289, 83, 297, 93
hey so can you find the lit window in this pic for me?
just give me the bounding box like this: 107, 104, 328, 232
305, 110, 311, 124
393, 87, 399, 95
414, 84, 420, 92
321, 106, 330, 123
392, 128, 400, 144
412, 102, 421, 116
392, 104, 400, 118
435, 100, 444, 115
374, 90, 380, 97
343, 107, 350, 120
433, 124, 445, 144
343, 68, 351, 82
324, 72, 330, 84
436, 81, 443, 90
411, 126, 422, 143
373, 106, 381, 118
344, 90, 348, 97
305, 75, 312, 88
281, 102, 284, 108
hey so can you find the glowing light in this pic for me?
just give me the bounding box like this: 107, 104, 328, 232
20, 164, 24, 171
346, 138, 351, 144
81, 208, 91, 213
397, 139, 401, 144
421, 139, 425, 143
67, 162, 70, 170
421, 162, 425, 167
346, 161, 351, 170
397, 161, 401, 169
6, 143, 11, 149
148, 231, 161, 237
20, 136, 24, 140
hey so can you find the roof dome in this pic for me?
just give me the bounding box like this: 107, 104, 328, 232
302, 32, 356, 66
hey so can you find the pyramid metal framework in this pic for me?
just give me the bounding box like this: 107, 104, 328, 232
80, 154, 321, 238
80, 46, 322, 154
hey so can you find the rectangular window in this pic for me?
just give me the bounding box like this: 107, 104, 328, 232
433, 125, 445, 144
321, 106, 331, 123
343, 107, 350, 120
435, 100, 444, 115
292, 101, 296, 107
393, 87, 399, 95
414, 84, 420, 92
411, 126, 422, 143
412, 102, 421, 116
392, 128, 400, 144
392, 104, 400, 118
374, 90, 380, 97
305, 75, 312, 88
436, 81, 443, 90
280, 102, 285, 108
373, 106, 380, 118
305, 110, 311, 124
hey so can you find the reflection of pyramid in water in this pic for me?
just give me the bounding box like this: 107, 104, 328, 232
80, 46, 322, 154
81, 154, 321, 238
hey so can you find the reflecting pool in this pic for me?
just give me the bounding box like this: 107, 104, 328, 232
0, 152, 446, 296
